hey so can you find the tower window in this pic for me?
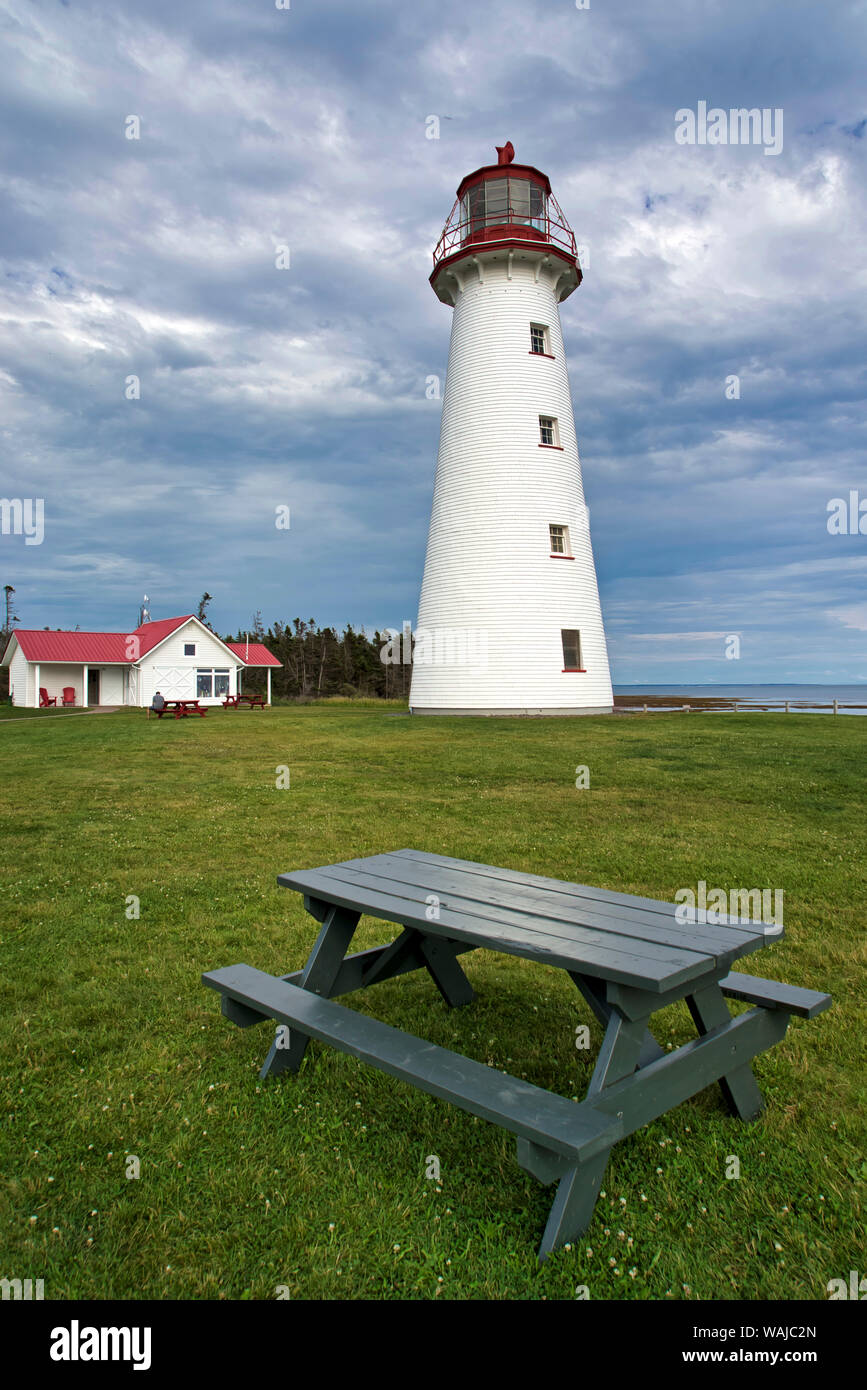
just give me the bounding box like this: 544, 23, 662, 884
561, 630, 583, 671
549, 524, 572, 556
530, 324, 551, 356
539, 416, 560, 447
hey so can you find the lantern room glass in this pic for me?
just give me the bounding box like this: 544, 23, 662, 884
461, 177, 547, 240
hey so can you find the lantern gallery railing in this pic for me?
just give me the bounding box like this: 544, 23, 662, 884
432, 186, 578, 273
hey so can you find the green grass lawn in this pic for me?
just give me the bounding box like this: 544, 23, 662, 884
0, 706, 863, 1301
0, 703, 92, 720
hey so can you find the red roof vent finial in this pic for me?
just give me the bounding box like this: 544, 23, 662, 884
495, 141, 515, 166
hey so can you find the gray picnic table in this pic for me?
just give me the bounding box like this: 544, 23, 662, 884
202, 849, 831, 1261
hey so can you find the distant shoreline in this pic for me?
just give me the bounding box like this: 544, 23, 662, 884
613, 692, 867, 712
615, 693, 737, 709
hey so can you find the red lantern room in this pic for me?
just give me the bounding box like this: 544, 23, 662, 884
431, 142, 581, 304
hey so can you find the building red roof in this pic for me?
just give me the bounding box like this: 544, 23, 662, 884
226, 642, 282, 667
7, 630, 133, 663
4, 616, 197, 665
134, 615, 191, 656
2, 618, 283, 668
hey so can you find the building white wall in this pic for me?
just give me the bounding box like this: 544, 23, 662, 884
138, 622, 239, 706
410, 254, 613, 713
8, 644, 28, 706
31, 663, 87, 706
99, 667, 125, 704
37, 666, 128, 706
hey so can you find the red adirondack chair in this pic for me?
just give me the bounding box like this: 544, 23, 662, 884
61, 687, 76, 706
39, 688, 57, 707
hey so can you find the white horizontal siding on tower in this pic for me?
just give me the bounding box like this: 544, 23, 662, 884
410, 255, 613, 714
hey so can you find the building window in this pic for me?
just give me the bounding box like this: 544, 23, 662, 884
184, 643, 196, 656
196, 668, 231, 698
550, 524, 571, 556
539, 416, 559, 447
561, 630, 583, 671
530, 324, 550, 355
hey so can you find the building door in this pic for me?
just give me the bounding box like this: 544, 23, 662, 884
87, 669, 100, 705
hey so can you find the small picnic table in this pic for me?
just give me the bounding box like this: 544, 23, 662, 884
222, 694, 266, 709
203, 849, 830, 1261
156, 699, 207, 719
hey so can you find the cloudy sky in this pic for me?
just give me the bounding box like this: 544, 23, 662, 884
1, 0, 865, 683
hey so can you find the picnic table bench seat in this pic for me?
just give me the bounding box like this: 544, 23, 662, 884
718, 972, 832, 1019
204, 964, 623, 1166
203, 848, 831, 1262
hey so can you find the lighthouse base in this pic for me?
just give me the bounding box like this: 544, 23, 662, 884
409, 705, 613, 717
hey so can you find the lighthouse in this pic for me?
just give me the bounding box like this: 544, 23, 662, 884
409, 145, 613, 716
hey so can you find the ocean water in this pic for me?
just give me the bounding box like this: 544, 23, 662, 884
613, 684, 867, 715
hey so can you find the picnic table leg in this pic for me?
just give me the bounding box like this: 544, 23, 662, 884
417, 934, 475, 1007
537, 1006, 648, 1262
570, 971, 665, 1067
259, 905, 360, 1079
685, 983, 764, 1120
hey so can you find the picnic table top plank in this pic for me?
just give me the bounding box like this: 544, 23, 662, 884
279, 867, 730, 992
299, 862, 747, 978
396, 849, 774, 939
335, 852, 766, 960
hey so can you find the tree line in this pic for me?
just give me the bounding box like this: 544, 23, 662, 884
225, 617, 410, 701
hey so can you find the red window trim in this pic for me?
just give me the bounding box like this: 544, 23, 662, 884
529, 351, 556, 359
539, 443, 564, 450
562, 668, 587, 673
550, 553, 574, 559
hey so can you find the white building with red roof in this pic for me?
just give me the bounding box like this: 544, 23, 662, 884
1, 615, 281, 709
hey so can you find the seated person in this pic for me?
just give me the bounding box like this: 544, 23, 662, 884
151, 690, 166, 713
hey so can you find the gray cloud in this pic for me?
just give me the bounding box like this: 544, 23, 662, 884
0, 0, 864, 680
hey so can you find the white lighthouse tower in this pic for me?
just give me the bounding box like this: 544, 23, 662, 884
409, 145, 613, 716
